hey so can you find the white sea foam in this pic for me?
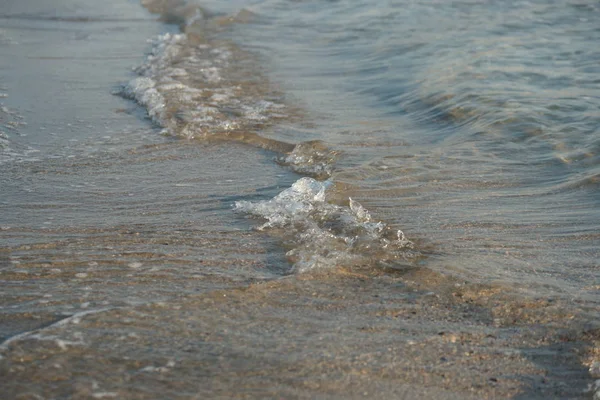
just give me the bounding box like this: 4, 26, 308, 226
0, 102, 41, 163
235, 177, 415, 272
277, 140, 338, 178
122, 30, 286, 139
0, 131, 8, 148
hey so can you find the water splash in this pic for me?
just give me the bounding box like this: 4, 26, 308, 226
235, 177, 416, 273
121, 12, 288, 140
277, 140, 338, 179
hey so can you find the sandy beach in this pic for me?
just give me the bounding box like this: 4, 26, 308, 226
1, 0, 599, 398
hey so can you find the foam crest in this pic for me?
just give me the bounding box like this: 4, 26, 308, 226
122, 26, 288, 139
0, 131, 8, 151
277, 140, 338, 179
235, 177, 415, 273
0, 102, 37, 163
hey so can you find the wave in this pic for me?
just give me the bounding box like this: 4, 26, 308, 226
121, 2, 339, 178
122, 31, 287, 139
123, 0, 416, 274
235, 177, 417, 273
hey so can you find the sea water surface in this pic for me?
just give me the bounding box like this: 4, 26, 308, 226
1, 0, 599, 398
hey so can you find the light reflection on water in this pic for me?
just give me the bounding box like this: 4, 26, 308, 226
1, 0, 599, 398
211, 0, 600, 297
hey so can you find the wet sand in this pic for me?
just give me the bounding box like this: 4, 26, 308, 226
2, 265, 598, 399
1, 1, 599, 399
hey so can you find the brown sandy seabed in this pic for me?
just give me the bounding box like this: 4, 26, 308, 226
1, 1, 599, 399
0, 145, 597, 399
1, 224, 599, 399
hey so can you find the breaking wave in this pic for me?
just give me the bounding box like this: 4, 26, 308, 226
122, 32, 287, 139
123, 0, 416, 274
235, 177, 417, 273
122, 2, 339, 178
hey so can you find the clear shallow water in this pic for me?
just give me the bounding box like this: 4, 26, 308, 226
210, 0, 600, 295
1, 0, 600, 398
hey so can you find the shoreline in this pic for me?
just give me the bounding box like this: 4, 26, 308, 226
0, 0, 598, 398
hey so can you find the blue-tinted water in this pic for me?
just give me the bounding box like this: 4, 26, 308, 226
199, 0, 600, 296
1, 0, 599, 397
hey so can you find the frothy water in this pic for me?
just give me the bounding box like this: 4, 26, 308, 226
122, 32, 287, 139
1, 0, 599, 398
120, 5, 339, 177
276, 140, 339, 179
0, 99, 35, 163
209, 0, 600, 297
235, 177, 415, 273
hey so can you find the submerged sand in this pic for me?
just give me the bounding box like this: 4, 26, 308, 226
1, 264, 598, 399
1, 1, 599, 399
